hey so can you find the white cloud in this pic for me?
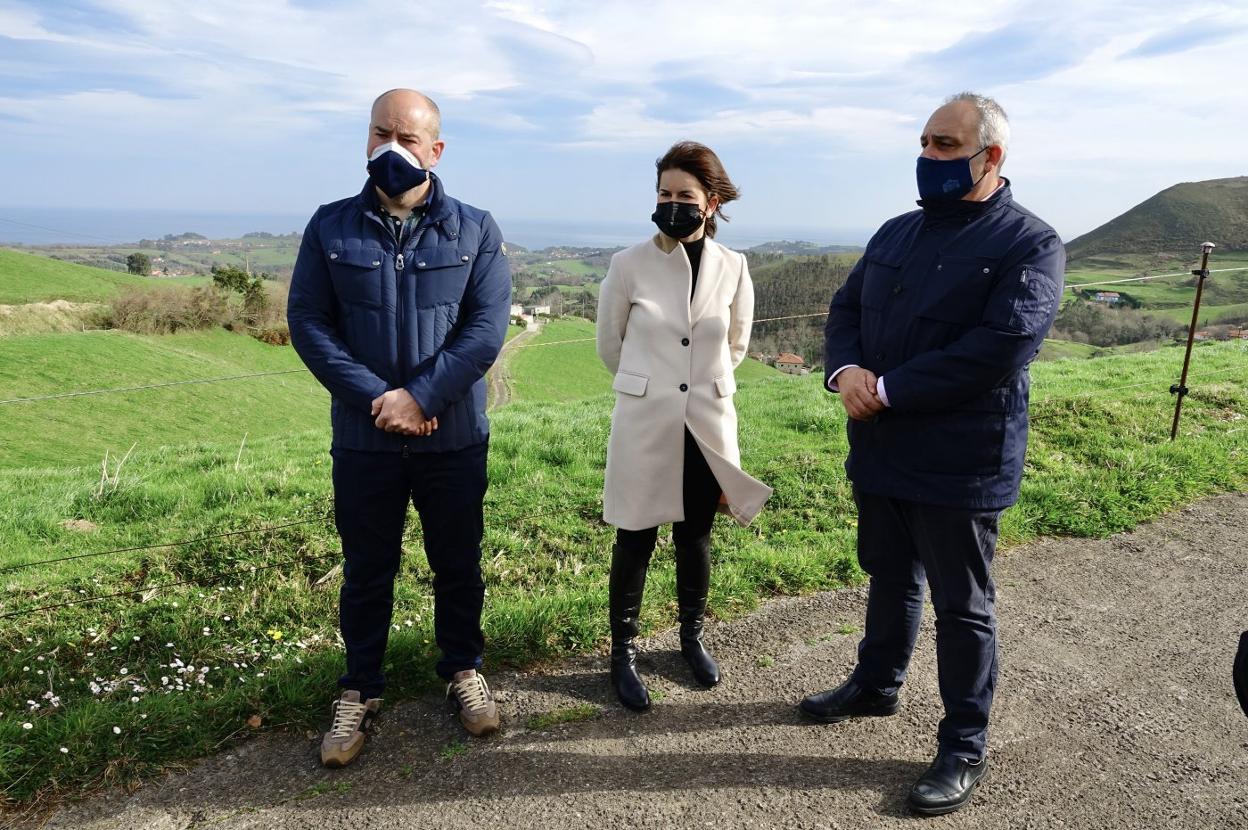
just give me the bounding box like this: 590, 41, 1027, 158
1, 0, 1245, 232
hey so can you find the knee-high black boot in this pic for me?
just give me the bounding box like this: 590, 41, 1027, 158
675, 535, 721, 687
608, 542, 652, 711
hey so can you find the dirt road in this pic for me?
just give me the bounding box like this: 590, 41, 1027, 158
31, 493, 1248, 829
486, 322, 540, 410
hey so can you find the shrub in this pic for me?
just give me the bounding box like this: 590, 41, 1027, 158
102, 285, 231, 335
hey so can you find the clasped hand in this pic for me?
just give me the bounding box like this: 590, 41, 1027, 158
838, 367, 885, 421
371, 389, 438, 437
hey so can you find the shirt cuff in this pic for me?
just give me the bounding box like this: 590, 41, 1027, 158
826, 364, 859, 392
876, 376, 891, 407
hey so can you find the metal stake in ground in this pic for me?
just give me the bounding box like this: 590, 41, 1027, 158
1170, 241, 1216, 440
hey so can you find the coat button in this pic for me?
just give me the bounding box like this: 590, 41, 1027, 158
416, 261, 426, 268
936, 264, 942, 270
681, 338, 690, 346
329, 252, 338, 260
892, 283, 903, 295
875, 351, 886, 361
982, 267, 991, 274
679, 383, 688, 392
371, 260, 381, 267
461, 255, 470, 262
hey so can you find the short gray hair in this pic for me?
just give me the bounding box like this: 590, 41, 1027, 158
946, 91, 1009, 165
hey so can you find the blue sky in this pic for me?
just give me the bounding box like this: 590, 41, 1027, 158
1, 0, 1246, 245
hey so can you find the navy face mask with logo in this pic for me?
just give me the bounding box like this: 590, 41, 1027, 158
651, 201, 705, 239
916, 146, 989, 202
367, 142, 429, 198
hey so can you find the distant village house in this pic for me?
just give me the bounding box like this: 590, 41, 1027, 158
775, 352, 809, 376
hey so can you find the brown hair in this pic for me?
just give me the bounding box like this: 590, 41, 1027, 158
655, 141, 740, 238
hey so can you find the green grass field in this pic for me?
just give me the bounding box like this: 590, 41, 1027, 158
0, 249, 153, 304
0, 329, 325, 468
2, 335, 1246, 803
1065, 255, 1248, 325
2, 243, 1247, 804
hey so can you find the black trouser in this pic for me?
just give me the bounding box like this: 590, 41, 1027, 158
331, 441, 489, 698
850, 487, 1001, 761
615, 429, 722, 557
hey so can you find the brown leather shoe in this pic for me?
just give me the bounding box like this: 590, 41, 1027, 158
320, 690, 382, 768
447, 670, 500, 737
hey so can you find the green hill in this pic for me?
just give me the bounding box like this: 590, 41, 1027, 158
1, 247, 149, 303
1066, 176, 1248, 263
0, 247, 206, 304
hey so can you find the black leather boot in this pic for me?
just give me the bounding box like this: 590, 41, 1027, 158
908, 751, 988, 815
675, 536, 720, 688
608, 542, 651, 712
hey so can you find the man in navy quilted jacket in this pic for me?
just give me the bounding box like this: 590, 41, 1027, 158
800, 93, 1065, 815
288, 89, 511, 768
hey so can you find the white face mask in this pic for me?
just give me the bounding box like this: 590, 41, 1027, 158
368, 141, 421, 167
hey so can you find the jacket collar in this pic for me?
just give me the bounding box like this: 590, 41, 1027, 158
917, 178, 1012, 223
357, 173, 461, 239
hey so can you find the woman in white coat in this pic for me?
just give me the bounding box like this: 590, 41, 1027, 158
596, 141, 772, 711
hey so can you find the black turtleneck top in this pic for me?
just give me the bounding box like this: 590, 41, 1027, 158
681, 236, 705, 299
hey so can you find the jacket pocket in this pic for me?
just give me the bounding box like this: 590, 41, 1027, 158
860, 248, 904, 310
917, 255, 996, 324
1008, 266, 1060, 335
327, 246, 385, 309
413, 246, 472, 308
714, 374, 736, 398
612, 371, 648, 397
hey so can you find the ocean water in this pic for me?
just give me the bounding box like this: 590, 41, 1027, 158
0, 207, 868, 251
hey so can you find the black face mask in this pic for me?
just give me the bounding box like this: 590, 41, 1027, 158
651, 201, 705, 239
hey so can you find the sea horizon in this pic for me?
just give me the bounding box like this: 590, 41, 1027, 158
0, 207, 869, 251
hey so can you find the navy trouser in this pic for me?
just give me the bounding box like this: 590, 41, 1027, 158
850, 487, 1001, 761
331, 441, 489, 698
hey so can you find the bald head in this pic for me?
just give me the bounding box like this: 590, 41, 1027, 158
371, 88, 441, 140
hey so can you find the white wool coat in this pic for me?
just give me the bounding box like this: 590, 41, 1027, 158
596, 233, 773, 530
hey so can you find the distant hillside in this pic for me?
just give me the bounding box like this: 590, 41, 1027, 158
748, 240, 863, 256
746, 252, 857, 364
1067, 176, 1248, 262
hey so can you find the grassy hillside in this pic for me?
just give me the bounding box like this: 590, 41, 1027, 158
1066, 254, 1248, 324
0, 247, 210, 305
2, 340, 1245, 802
1066, 176, 1248, 261
0, 248, 157, 304
0, 329, 325, 468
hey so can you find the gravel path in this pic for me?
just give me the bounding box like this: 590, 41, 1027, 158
27, 493, 1248, 829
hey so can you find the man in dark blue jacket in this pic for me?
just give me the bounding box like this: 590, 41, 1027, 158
288, 89, 511, 768
800, 93, 1064, 815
